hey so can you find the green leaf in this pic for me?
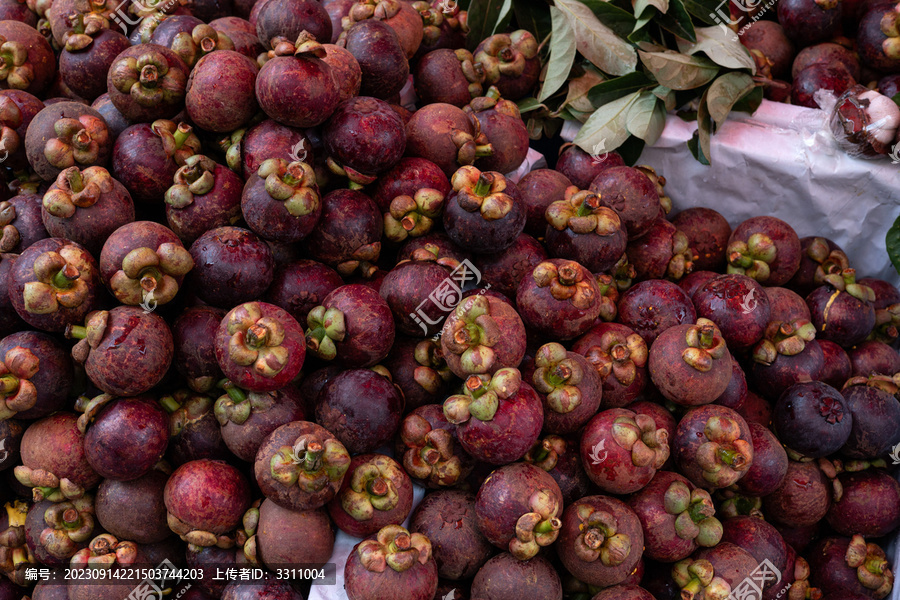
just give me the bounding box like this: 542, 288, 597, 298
555, 0, 638, 76
493, 0, 514, 34
634, 0, 669, 18
517, 97, 548, 113
617, 135, 647, 166
588, 71, 654, 107
538, 6, 578, 102
677, 26, 756, 71
626, 91, 666, 144
656, 0, 696, 42
513, 0, 552, 42
561, 67, 606, 114
888, 214, 900, 275
573, 91, 641, 156
706, 72, 755, 130
687, 130, 711, 164
652, 84, 676, 110
466, 0, 509, 51
681, 0, 720, 25
891, 92, 900, 108
578, 0, 637, 38
697, 86, 713, 162
733, 85, 763, 114
638, 49, 719, 90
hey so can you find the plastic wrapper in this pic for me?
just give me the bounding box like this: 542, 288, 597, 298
826, 85, 900, 159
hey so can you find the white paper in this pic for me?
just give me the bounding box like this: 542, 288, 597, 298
562, 99, 900, 286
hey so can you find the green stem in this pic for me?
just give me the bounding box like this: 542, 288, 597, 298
473, 173, 492, 197
221, 381, 247, 404
0, 374, 19, 395
67, 325, 87, 340
52, 266, 77, 289
159, 395, 181, 413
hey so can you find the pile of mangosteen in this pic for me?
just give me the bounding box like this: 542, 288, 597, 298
0, 1, 896, 600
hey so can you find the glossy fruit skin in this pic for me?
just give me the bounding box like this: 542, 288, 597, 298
106, 44, 189, 123
323, 95, 407, 178
409, 490, 495, 581
589, 166, 660, 241
826, 469, 900, 538
443, 176, 526, 255
188, 226, 275, 309
857, 4, 900, 72
8, 238, 101, 333
773, 381, 852, 458
516, 259, 602, 341
0, 330, 72, 419
328, 453, 413, 538
254, 0, 332, 50
672, 404, 753, 491
617, 279, 697, 347
379, 260, 451, 337
219, 384, 306, 462
777, 0, 841, 47
404, 103, 480, 178
470, 553, 563, 600
807, 536, 890, 599
20, 411, 101, 492
172, 306, 226, 394
82, 306, 174, 397
807, 284, 876, 348
342, 19, 409, 100
762, 460, 831, 527
59, 29, 131, 102
24, 102, 111, 183
840, 383, 900, 459
255, 46, 339, 128
343, 533, 438, 600
83, 396, 169, 481
791, 64, 855, 108
316, 368, 404, 455
112, 124, 183, 205
302, 188, 383, 275
727, 216, 802, 287
313, 283, 395, 368
186, 50, 259, 133
164, 458, 251, 534
474, 462, 563, 551
693, 274, 771, 351
556, 144, 624, 190
214, 301, 306, 393
558, 495, 644, 588
627, 471, 709, 562
735, 421, 788, 497
671, 207, 732, 272
454, 380, 543, 465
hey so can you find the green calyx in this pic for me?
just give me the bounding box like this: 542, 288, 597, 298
153, 120, 200, 166
531, 342, 584, 414
226, 303, 291, 378
107, 242, 193, 307
442, 294, 501, 374
383, 188, 446, 243
22, 247, 93, 316
213, 379, 276, 425
663, 480, 722, 547
164, 154, 217, 209
572, 504, 630, 566
820, 268, 876, 303
340, 455, 404, 521
443, 367, 521, 424
695, 415, 753, 488
42, 166, 113, 219
681, 318, 729, 372
304, 305, 346, 361
411, 339, 453, 394
269, 434, 351, 492
582, 330, 647, 387
524, 435, 566, 471
450, 165, 512, 220
109, 48, 186, 107
160, 390, 213, 437
846, 535, 894, 596
510, 488, 562, 561
545, 186, 622, 236
399, 413, 462, 487
474, 30, 537, 84
726, 232, 777, 282
532, 260, 597, 310
43, 115, 109, 170
257, 158, 319, 218
170, 24, 233, 67
0, 345, 39, 421
39, 496, 96, 558
752, 318, 817, 365
672, 558, 732, 600
0, 35, 34, 90
356, 524, 432, 574
610, 413, 670, 469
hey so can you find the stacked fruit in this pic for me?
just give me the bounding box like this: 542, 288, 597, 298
0, 2, 896, 600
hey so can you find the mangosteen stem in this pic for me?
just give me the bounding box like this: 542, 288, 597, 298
220, 380, 247, 404
473, 173, 492, 197
140, 64, 159, 88
245, 325, 268, 348
62, 508, 82, 529
688, 501, 711, 523
67, 325, 86, 340
66, 169, 84, 193
158, 395, 181, 413
534, 519, 557, 534
866, 558, 888, 575
173, 123, 192, 148
366, 477, 389, 497
466, 376, 487, 399
681, 579, 701, 598
530, 443, 551, 463
302, 443, 322, 471
52, 263, 79, 289
547, 363, 572, 386
716, 447, 742, 467
0, 375, 18, 395
698, 325, 715, 348
575, 194, 601, 217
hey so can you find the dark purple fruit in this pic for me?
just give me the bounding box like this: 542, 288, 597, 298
59, 28, 131, 102
777, 0, 842, 47
341, 19, 409, 100
0, 330, 72, 420
254, 0, 331, 50
827, 468, 900, 538
672, 404, 753, 490
648, 319, 732, 407
404, 103, 490, 178
186, 50, 259, 133
694, 274, 771, 351
735, 421, 788, 497
0, 20, 55, 97
303, 188, 383, 277
443, 166, 525, 254
617, 279, 697, 347
255, 498, 333, 569
188, 226, 275, 309
791, 64, 855, 108
344, 524, 438, 600
671, 207, 732, 272
165, 156, 245, 246
726, 216, 801, 287
762, 460, 831, 527
840, 376, 900, 459
806, 269, 876, 348
106, 43, 188, 123
95, 469, 170, 544
172, 306, 226, 394
517, 259, 602, 341
589, 166, 660, 241
470, 552, 562, 600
